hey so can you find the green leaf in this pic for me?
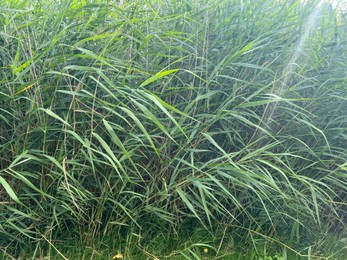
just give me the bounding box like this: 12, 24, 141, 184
39, 108, 71, 128
0, 176, 23, 205
140, 69, 179, 88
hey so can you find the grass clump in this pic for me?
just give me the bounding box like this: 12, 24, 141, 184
1, 0, 347, 259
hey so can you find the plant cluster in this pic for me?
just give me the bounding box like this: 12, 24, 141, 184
0, 0, 347, 258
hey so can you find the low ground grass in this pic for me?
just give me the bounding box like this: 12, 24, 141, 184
1, 0, 347, 259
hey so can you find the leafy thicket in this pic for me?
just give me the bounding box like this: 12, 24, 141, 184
1, 0, 347, 258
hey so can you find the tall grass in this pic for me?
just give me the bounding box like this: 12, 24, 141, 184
1, 0, 347, 258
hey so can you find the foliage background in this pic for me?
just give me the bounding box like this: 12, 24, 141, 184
0, 0, 347, 258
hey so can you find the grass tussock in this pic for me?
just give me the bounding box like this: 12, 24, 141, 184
1, 0, 347, 259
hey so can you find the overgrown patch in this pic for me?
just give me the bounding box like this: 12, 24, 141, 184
1, 0, 347, 259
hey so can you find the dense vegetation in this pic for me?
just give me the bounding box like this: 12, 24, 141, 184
1, 0, 347, 259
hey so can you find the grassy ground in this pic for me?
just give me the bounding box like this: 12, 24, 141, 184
1, 0, 347, 259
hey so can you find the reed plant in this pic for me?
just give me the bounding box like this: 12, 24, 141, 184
1, 0, 347, 258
